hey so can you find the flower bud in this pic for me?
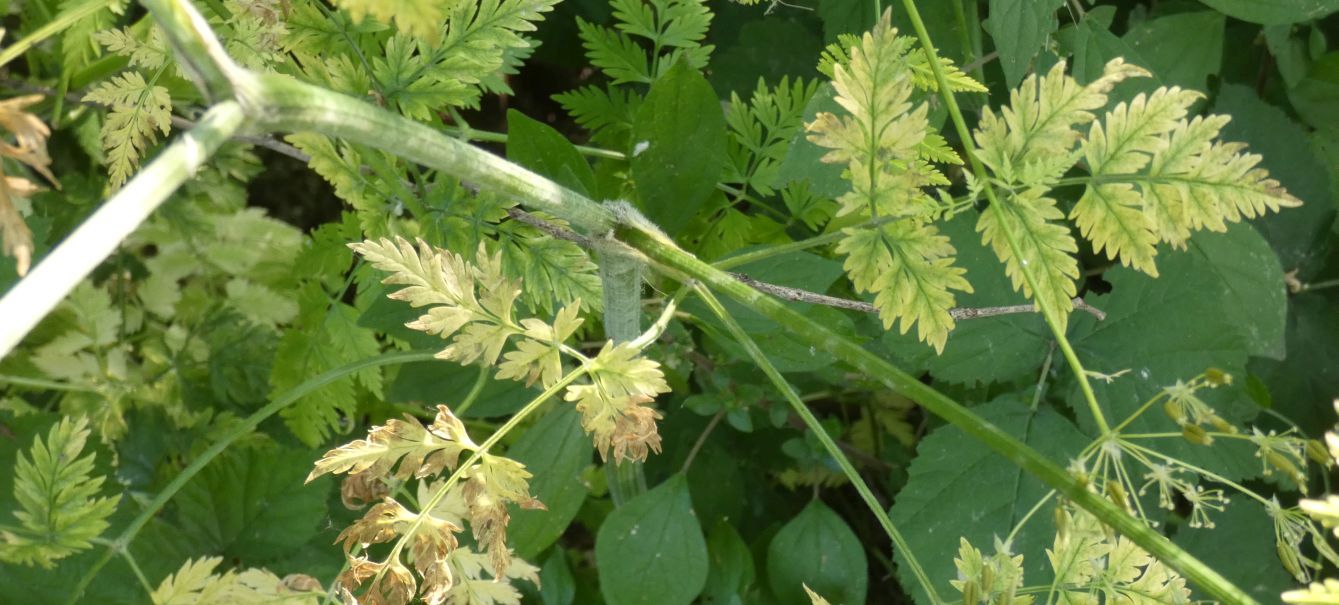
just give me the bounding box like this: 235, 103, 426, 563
1307, 439, 1333, 467
1182, 424, 1213, 446
1205, 368, 1232, 386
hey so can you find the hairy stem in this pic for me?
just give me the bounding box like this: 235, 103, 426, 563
600, 244, 650, 505
696, 285, 943, 605
65, 350, 438, 603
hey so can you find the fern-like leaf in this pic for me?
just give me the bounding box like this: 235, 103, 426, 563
978, 188, 1080, 323
82, 71, 173, 188
151, 556, 321, 605
0, 416, 118, 568
806, 11, 969, 350
837, 221, 971, 352
335, 0, 455, 42
577, 0, 713, 84
974, 59, 1147, 187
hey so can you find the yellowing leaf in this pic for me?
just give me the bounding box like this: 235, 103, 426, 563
83, 72, 173, 188
977, 188, 1079, 325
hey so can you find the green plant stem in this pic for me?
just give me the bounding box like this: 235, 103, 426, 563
452, 364, 492, 416
0, 101, 246, 360
616, 225, 1258, 605
240, 72, 616, 234
451, 126, 627, 161
897, 0, 1110, 436
0, 0, 114, 69
1297, 278, 1339, 293
600, 244, 650, 505
695, 285, 942, 605
65, 350, 437, 604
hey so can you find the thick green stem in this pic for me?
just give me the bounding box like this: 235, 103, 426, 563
695, 286, 942, 604
600, 244, 649, 505
236, 72, 615, 234
617, 225, 1258, 605
0, 101, 246, 359
896, 0, 1110, 434
65, 350, 438, 604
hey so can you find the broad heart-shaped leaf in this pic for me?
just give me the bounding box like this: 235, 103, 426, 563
506, 109, 598, 197
171, 446, 330, 563
985, 0, 1064, 88
1194, 0, 1339, 25
1066, 224, 1287, 480
890, 396, 1091, 605
766, 499, 867, 605
1212, 86, 1335, 276
701, 519, 755, 604
631, 60, 728, 237
883, 210, 1050, 387
1291, 52, 1339, 130
1174, 500, 1294, 602
595, 473, 708, 605
507, 406, 593, 558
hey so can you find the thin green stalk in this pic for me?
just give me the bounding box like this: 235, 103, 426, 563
451, 127, 627, 161
617, 225, 1258, 605
0, 101, 246, 360
452, 364, 492, 416
897, 0, 1111, 435
65, 350, 438, 604
695, 285, 942, 605
0, 0, 114, 69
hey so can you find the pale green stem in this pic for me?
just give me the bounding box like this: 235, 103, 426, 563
896, 0, 1111, 435
452, 364, 492, 416
0, 101, 246, 360
600, 244, 649, 505
65, 350, 438, 604
0, 0, 114, 69
695, 285, 943, 605
0, 374, 97, 393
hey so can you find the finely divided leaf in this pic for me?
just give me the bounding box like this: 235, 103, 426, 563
977, 188, 1080, 325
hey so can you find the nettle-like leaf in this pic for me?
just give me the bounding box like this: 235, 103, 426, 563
82, 71, 173, 189
151, 556, 321, 605
310, 405, 540, 604
0, 416, 118, 568
576, 0, 713, 85
806, 11, 973, 352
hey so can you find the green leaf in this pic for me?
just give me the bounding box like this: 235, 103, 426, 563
507, 406, 593, 558
702, 520, 755, 603
1068, 224, 1287, 479
765, 500, 867, 605
985, 0, 1063, 88
595, 473, 709, 605
1193, 0, 1339, 25
506, 109, 597, 196
1250, 293, 1339, 432
1212, 85, 1335, 275
0, 416, 118, 567
777, 84, 848, 199
540, 548, 576, 605
631, 59, 728, 236
1291, 52, 1339, 131
890, 396, 1091, 605
1123, 11, 1225, 93
173, 446, 331, 563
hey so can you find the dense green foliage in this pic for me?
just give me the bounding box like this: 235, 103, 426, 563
1, 0, 1338, 604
